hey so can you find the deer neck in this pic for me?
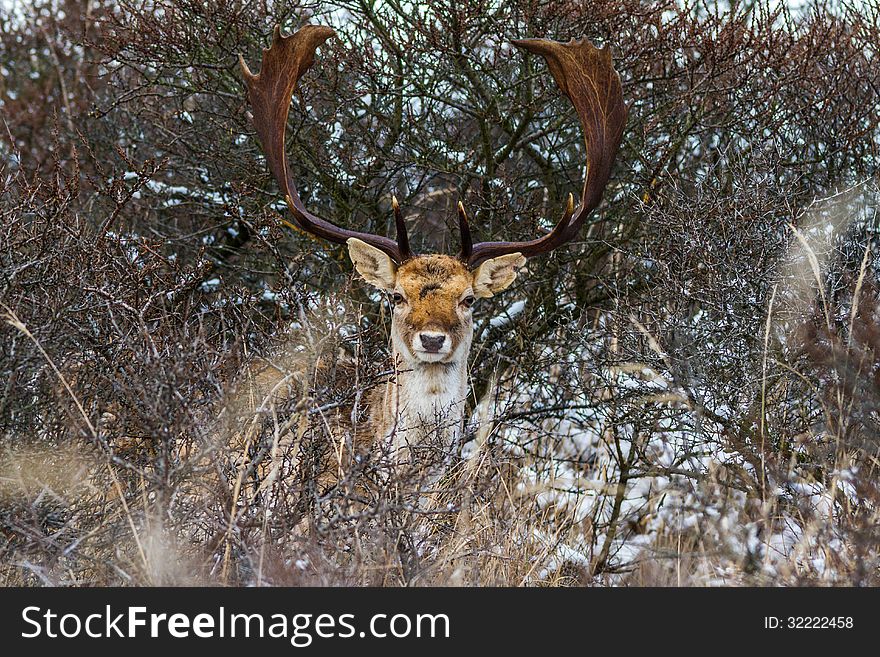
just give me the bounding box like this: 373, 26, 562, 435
381, 344, 470, 450
393, 350, 468, 410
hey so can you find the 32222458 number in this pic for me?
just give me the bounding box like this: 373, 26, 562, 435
765, 617, 854, 629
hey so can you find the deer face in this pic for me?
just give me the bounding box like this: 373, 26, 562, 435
347, 239, 525, 365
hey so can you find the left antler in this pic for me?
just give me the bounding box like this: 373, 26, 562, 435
239, 25, 413, 263
460, 37, 628, 268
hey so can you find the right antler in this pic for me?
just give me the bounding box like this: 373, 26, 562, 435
239, 25, 413, 263
460, 37, 627, 268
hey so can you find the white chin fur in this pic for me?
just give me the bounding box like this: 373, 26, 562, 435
412, 349, 450, 363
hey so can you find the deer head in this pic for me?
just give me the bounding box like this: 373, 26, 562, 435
346, 242, 525, 366
239, 24, 626, 374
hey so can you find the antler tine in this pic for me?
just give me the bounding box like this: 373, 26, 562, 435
391, 195, 413, 261
465, 37, 627, 268
240, 24, 410, 263
457, 201, 473, 262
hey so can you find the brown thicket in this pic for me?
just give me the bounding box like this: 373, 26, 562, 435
2, 0, 879, 586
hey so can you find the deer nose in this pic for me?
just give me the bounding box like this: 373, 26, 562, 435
419, 333, 446, 353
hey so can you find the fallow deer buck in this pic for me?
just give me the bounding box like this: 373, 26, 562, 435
238, 25, 626, 471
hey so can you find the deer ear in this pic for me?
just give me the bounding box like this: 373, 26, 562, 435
347, 238, 397, 291
471, 253, 526, 298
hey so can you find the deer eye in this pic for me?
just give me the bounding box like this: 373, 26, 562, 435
391, 292, 405, 305
461, 295, 476, 309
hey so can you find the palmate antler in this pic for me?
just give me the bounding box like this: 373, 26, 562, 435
239, 25, 626, 267
461, 38, 628, 267
238, 25, 412, 263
